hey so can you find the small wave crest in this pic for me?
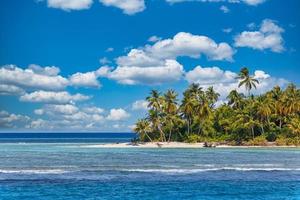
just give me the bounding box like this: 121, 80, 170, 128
122, 167, 300, 174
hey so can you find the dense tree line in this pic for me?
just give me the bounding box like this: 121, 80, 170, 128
134, 68, 300, 145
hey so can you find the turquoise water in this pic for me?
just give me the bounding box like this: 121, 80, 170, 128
0, 135, 299, 199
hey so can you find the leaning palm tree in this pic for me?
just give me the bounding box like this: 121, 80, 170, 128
134, 119, 153, 142
237, 67, 259, 96
148, 109, 166, 142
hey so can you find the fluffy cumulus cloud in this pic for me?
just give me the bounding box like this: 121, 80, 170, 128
119, 32, 235, 63
20, 91, 91, 104
108, 59, 184, 85
30, 104, 107, 130
69, 66, 111, 88
0, 84, 25, 96
0, 64, 111, 96
0, 110, 30, 128
185, 65, 288, 99
107, 108, 130, 121
46, 0, 93, 11
100, 0, 145, 15
234, 19, 285, 52
132, 100, 148, 110
186, 66, 236, 85
0, 65, 69, 91
108, 32, 234, 85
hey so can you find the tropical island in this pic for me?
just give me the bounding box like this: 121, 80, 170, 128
131, 67, 300, 147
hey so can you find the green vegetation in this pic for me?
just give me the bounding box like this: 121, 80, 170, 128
134, 67, 300, 146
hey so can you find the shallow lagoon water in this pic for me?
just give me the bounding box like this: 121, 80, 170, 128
0, 135, 299, 200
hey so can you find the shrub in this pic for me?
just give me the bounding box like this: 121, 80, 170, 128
185, 134, 201, 143
247, 135, 267, 146
266, 132, 277, 142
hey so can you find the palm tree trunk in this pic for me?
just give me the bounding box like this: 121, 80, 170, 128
260, 124, 264, 134
168, 129, 172, 142
145, 133, 153, 142
187, 117, 190, 135
251, 126, 255, 141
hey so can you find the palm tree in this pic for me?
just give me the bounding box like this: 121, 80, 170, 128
134, 119, 153, 142
196, 101, 211, 135
227, 90, 245, 109
146, 90, 163, 111
237, 67, 259, 96
148, 109, 166, 142
163, 89, 178, 114
205, 86, 220, 108
287, 117, 300, 145
180, 96, 196, 135
255, 98, 272, 133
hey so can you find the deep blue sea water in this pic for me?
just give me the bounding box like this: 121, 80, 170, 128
0, 133, 299, 200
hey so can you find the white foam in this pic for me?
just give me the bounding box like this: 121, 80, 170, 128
121, 167, 300, 174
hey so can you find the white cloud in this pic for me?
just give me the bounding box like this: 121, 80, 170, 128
69, 66, 111, 88
220, 5, 230, 13
0, 110, 30, 128
28, 64, 61, 76
44, 104, 79, 115
186, 66, 236, 85
234, 19, 285, 52
108, 32, 234, 85
34, 109, 45, 115
242, 0, 265, 6
99, 57, 111, 65
166, 0, 266, 6
132, 100, 148, 110
82, 106, 105, 114
185, 66, 288, 99
30, 104, 106, 130
70, 71, 101, 88
107, 108, 130, 121
27, 119, 52, 129
108, 59, 184, 85
20, 91, 90, 104
117, 32, 234, 68
0, 65, 69, 91
222, 28, 233, 33
100, 0, 145, 15
105, 47, 114, 52
0, 84, 25, 96
148, 35, 162, 42
46, 0, 93, 11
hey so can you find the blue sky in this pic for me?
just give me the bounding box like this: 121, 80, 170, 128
0, 0, 299, 132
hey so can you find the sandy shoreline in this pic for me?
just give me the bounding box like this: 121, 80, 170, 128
81, 142, 297, 148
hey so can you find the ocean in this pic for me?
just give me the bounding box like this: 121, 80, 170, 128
0, 133, 299, 200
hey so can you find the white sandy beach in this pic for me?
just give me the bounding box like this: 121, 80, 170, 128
81, 142, 297, 148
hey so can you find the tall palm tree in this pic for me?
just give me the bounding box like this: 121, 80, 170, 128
205, 86, 220, 108
163, 89, 178, 114
237, 67, 259, 96
196, 101, 211, 135
146, 90, 163, 111
255, 98, 272, 133
134, 119, 153, 142
148, 109, 166, 142
180, 96, 196, 135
